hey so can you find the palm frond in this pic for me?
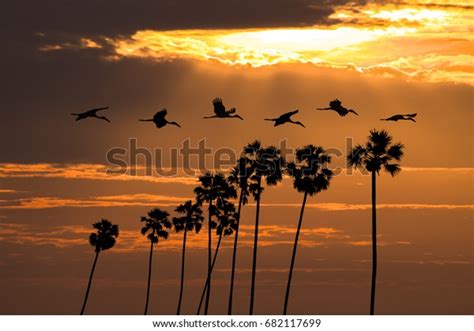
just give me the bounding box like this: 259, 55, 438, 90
387, 143, 405, 161
384, 163, 402, 177
347, 144, 367, 168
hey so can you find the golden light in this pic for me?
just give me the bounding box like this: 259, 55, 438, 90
43, 1, 474, 85
367, 8, 449, 22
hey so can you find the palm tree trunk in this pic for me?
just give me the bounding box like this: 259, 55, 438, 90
204, 200, 213, 315
144, 240, 154, 315
283, 191, 308, 315
249, 177, 262, 315
176, 227, 188, 315
370, 171, 377, 315
197, 233, 223, 314
80, 250, 100, 315
227, 190, 244, 315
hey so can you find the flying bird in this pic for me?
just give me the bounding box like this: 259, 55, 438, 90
71, 107, 111, 123
265, 110, 305, 128
317, 99, 358, 117
203, 98, 243, 120
139, 109, 181, 128
380, 113, 417, 122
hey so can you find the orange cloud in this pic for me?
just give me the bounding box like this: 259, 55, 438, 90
0, 193, 190, 209
0, 189, 17, 193
349, 240, 412, 247
1, 192, 472, 211
70, 2, 471, 85
0, 163, 197, 185
259, 203, 474, 211
0, 222, 350, 252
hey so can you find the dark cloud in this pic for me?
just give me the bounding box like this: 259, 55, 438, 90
3, 0, 361, 38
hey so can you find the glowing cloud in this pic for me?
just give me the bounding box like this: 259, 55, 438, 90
92, 2, 473, 84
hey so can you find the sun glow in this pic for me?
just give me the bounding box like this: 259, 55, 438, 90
43, 2, 474, 85
367, 8, 449, 22
111, 26, 414, 67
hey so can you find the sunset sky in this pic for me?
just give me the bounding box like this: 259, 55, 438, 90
0, 0, 472, 314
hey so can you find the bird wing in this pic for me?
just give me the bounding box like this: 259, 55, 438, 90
153, 109, 167, 121
212, 98, 227, 116
336, 108, 348, 117
280, 110, 299, 120
88, 106, 109, 114
387, 115, 403, 121
329, 99, 341, 108
405, 113, 417, 117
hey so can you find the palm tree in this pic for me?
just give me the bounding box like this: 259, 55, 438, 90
80, 219, 119, 315
283, 145, 334, 315
194, 172, 237, 315
196, 198, 238, 314
347, 129, 404, 315
227, 157, 252, 314
173, 201, 204, 315
140, 208, 172, 315
244, 140, 286, 315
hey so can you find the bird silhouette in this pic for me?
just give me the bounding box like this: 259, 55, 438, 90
139, 109, 181, 128
317, 99, 358, 117
203, 98, 243, 120
265, 110, 305, 128
71, 107, 111, 122
380, 113, 417, 122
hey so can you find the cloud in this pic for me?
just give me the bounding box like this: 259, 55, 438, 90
0, 189, 17, 194
0, 223, 349, 252
4, 0, 354, 39
401, 167, 474, 173
390, 259, 472, 265
0, 193, 190, 209
1, 193, 472, 211
39, 38, 102, 52
1, 163, 472, 183
36, 1, 473, 85
259, 202, 474, 211
349, 240, 412, 246
0, 163, 197, 185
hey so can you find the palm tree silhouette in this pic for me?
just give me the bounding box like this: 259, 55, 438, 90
196, 198, 238, 314
140, 208, 172, 315
80, 219, 119, 315
194, 173, 237, 315
347, 129, 404, 315
172, 201, 204, 315
244, 141, 286, 315
283, 145, 334, 315
226, 157, 253, 314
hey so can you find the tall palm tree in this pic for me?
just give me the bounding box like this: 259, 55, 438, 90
227, 157, 252, 314
194, 172, 237, 315
80, 219, 119, 315
244, 140, 286, 315
348, 129, 404, 315
196, 198, 238, 314
173, 200, 204, 315
140, 208, 172, 315
283, 145, 334, 315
